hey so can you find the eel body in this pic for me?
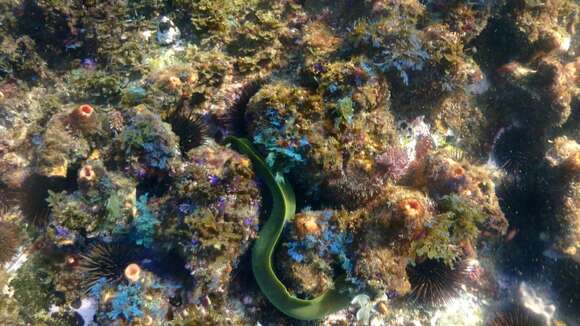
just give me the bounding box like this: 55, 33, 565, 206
226, 137, 352, 320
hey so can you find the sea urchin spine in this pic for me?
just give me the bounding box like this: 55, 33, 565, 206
79, 242, 138, 292
168, 109, 209, 153
487, 305, 544, 326
407, 258, 468, 306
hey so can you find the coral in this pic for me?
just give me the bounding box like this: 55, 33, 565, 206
424, 151, 469, 196
69, 104, 100, 132
368, 185, 435, 240
1, 0, 573, 324
91, 267, 175, 325
422, 150, 508, 235
395, 197, 429, 237
294, 212, 322, 238
77, 163, 97, 184
124, 263, 142, 283
106, 282, 145, 321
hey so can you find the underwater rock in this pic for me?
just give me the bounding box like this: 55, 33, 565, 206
246, 59, 397, 208
0, 220, 22, 265
546, 136, 580, 173
545, 137, 580, 259
276, 209, 355, 299
496, 56, 578, 127
0, 0, 578, 324
157, 16, 180, 46
0, 151, 30, 190
47, 160, 137, 241
422, 149, 508, 236
429, 93, 497, 162
519, 282, 556, 325
354, 245, 411, 297
0, 35, 51, 83
352, 187, 425, 296
505, 1, 575, 61
160, 142, 261, 303
36, 105, 103, 178
112, 106, 181, 178
92, 267, 174, 325
436, 1, 493, 43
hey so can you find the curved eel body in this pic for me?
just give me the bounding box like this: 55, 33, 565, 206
226, 137, 352, 320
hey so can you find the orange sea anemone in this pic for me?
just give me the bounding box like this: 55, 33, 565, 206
166, 76, 182, 91
396, 198, 425, 221
124, 263, 142, 282
72, 104, 94, 121
70, 104, 99, 131
396, 198, 429, 235
450, 165, 466, 180
295, 213, 321, 238
78, 165, 97, 183
65, 255, 79, 267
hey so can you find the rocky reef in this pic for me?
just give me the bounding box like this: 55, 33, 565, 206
0, 0, 578, 325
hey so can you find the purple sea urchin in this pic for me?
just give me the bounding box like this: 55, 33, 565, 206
487, 305, 544, 326
18, 173, 77, 229
214, 79, 263, 139
168, 109, 209, 153
79, 242, 138, 292
407, 258, 468, 306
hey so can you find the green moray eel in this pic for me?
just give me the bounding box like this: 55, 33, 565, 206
226, 136, 352, 320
